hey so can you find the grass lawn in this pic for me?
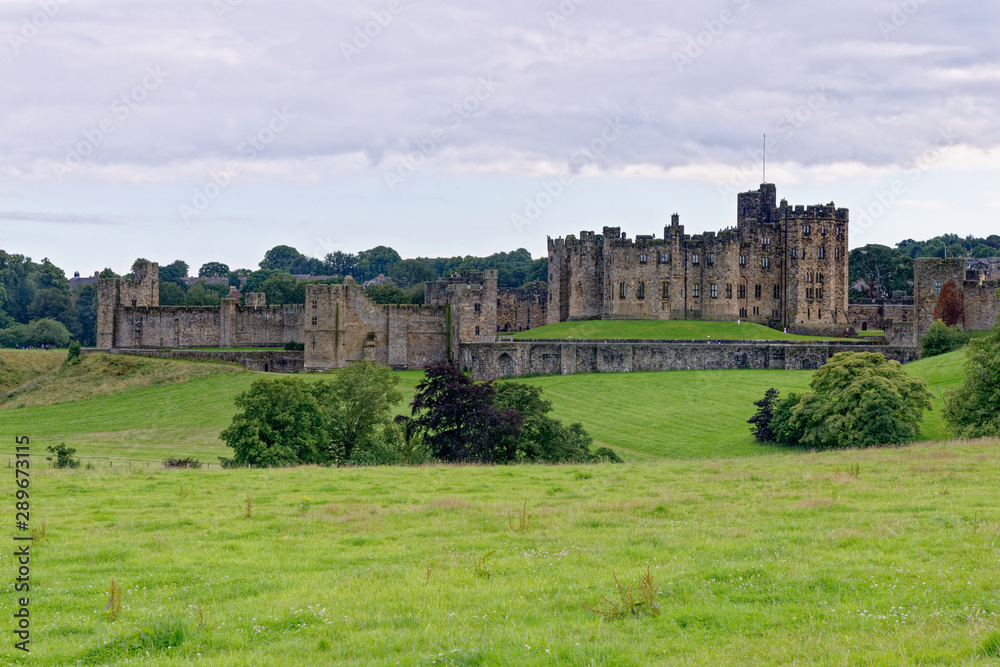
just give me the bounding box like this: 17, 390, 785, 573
0, 349, 969, 465
511, 320, 847, 342
6, 439, 1000, 665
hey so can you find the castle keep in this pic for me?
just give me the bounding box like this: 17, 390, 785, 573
548, 184, 850, 333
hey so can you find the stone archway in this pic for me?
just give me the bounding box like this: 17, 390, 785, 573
497, 352, 516, 378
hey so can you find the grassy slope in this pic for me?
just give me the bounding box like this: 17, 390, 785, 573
511, 320, 844, 341
0, 348, 63, 392
11, 439, 1000, 666
0, 349, 969, 464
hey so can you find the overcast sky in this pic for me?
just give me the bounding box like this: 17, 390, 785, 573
1, 0, 998, 276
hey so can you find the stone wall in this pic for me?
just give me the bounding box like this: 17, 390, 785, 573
497, 287, 547, 332
304, 278, 449, 372
848, 300, 914, 332
913, 258, 1000, 339
459, 339, 917, 380
99, 348, 304, 372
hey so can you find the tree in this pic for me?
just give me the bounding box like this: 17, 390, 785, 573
365, 284, 409, 305
158, 260, 189, 288
309, 362, 402, 463
220, 377, 329, 467
74, 285, 98, 346
27, 287, 80, 339
747, 387, 780, 442
356, 246, 402, 282
259, 272, 304, 304
944, 311, 1000, 438
322, 251, 358, 277
760, 352, 932, 449
158, 281, 187, 306
260, 245, 305, 272
409, 363, 522, 463
199, 262, 230, 277
494, 381, 593, 462
933, 280, 965, 327
388, 259, 437, 288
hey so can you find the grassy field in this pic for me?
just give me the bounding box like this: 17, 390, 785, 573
4, 439, 1000, 665
510, 320, 846, 342
0, 349, 968, 464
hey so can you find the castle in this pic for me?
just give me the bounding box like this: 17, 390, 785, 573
547, 184, 850, 333
96, 183, 997, 378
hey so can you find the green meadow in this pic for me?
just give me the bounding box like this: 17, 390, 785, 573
2, 347, 998, 665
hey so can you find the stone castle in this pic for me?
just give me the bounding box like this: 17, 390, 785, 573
547, 184, 850, 333
96, 183, 998, 378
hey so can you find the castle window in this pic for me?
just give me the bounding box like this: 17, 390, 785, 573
131, 298, 137, 307
639, 253, 648, 264
817, 273, 824, 283
662, 282, 670, 299
818, 309, 822, 318
692, 254, 699, 265
738, 284, 746, 299
803, 225, 811, 235
807, 288, 815, 299
762, 257, 770, 269
818, 247, 826, 259
710, 284, 718, 299
935, 281, 942, 293
312, 300, 318, 309
474, 302, 481, 312
740, 307, 747, 318
637, 282, 645, 299
792, 248, 798, 259
817, 288, 824, 300
311, 316, 318, 325
739, 255, 746, 266
707, 253, 714, 266
820, 225, 825, 235
755, 284, 762, 299
762, 237, 771, 246
808, 308, 811, 319
619, 282, 626, 299
835, 247, 840, 260
726, 284, 733, 299
659, 252, 671, 264
692, 285, 700, 298
475, 326, 480, 336
774, 285, 781, 299
497, 299, 501, 307
807, 271, 814, 283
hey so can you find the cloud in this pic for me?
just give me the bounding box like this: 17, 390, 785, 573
0, 211, 120, 225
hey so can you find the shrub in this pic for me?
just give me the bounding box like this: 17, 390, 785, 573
592, 447, 623, 463
46, 443, 80, 468
921, 320, 974, 357
759, 352, 932, 448
747, 387, 780, 441
933, 280, 965, 327
944, 323, 1000, 438
66, 340, 82, 364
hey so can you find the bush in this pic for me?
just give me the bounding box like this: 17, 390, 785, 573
920, 320, 975, 357
944, 323, 1000, 438
592, 447, 623, 463
46, 443, 80, 468
757, 352, 932, 449
66, 340, 82, 364
747, 387, 780, 442
0, 318, 72, 348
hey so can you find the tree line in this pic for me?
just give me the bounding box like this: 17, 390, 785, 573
221, 362, 621, 468
850, 233, 1000, 299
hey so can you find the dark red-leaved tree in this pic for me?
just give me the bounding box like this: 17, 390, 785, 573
933, 280, 965, 327
409, 363, 522, 463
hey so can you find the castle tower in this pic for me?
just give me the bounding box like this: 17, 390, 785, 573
96, 261, 159, 349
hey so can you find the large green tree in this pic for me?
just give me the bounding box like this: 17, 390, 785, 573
220, 377, 329, 467
310, 362, 402, 463
356, 246, 402, 281
259, 245, 305, 272
493, 382, 593, 462
762, 352, 932, 448
944, 305, 1000, 438
198, 262, 230, 277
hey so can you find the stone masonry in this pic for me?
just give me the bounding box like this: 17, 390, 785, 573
547, 184, 850, 333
